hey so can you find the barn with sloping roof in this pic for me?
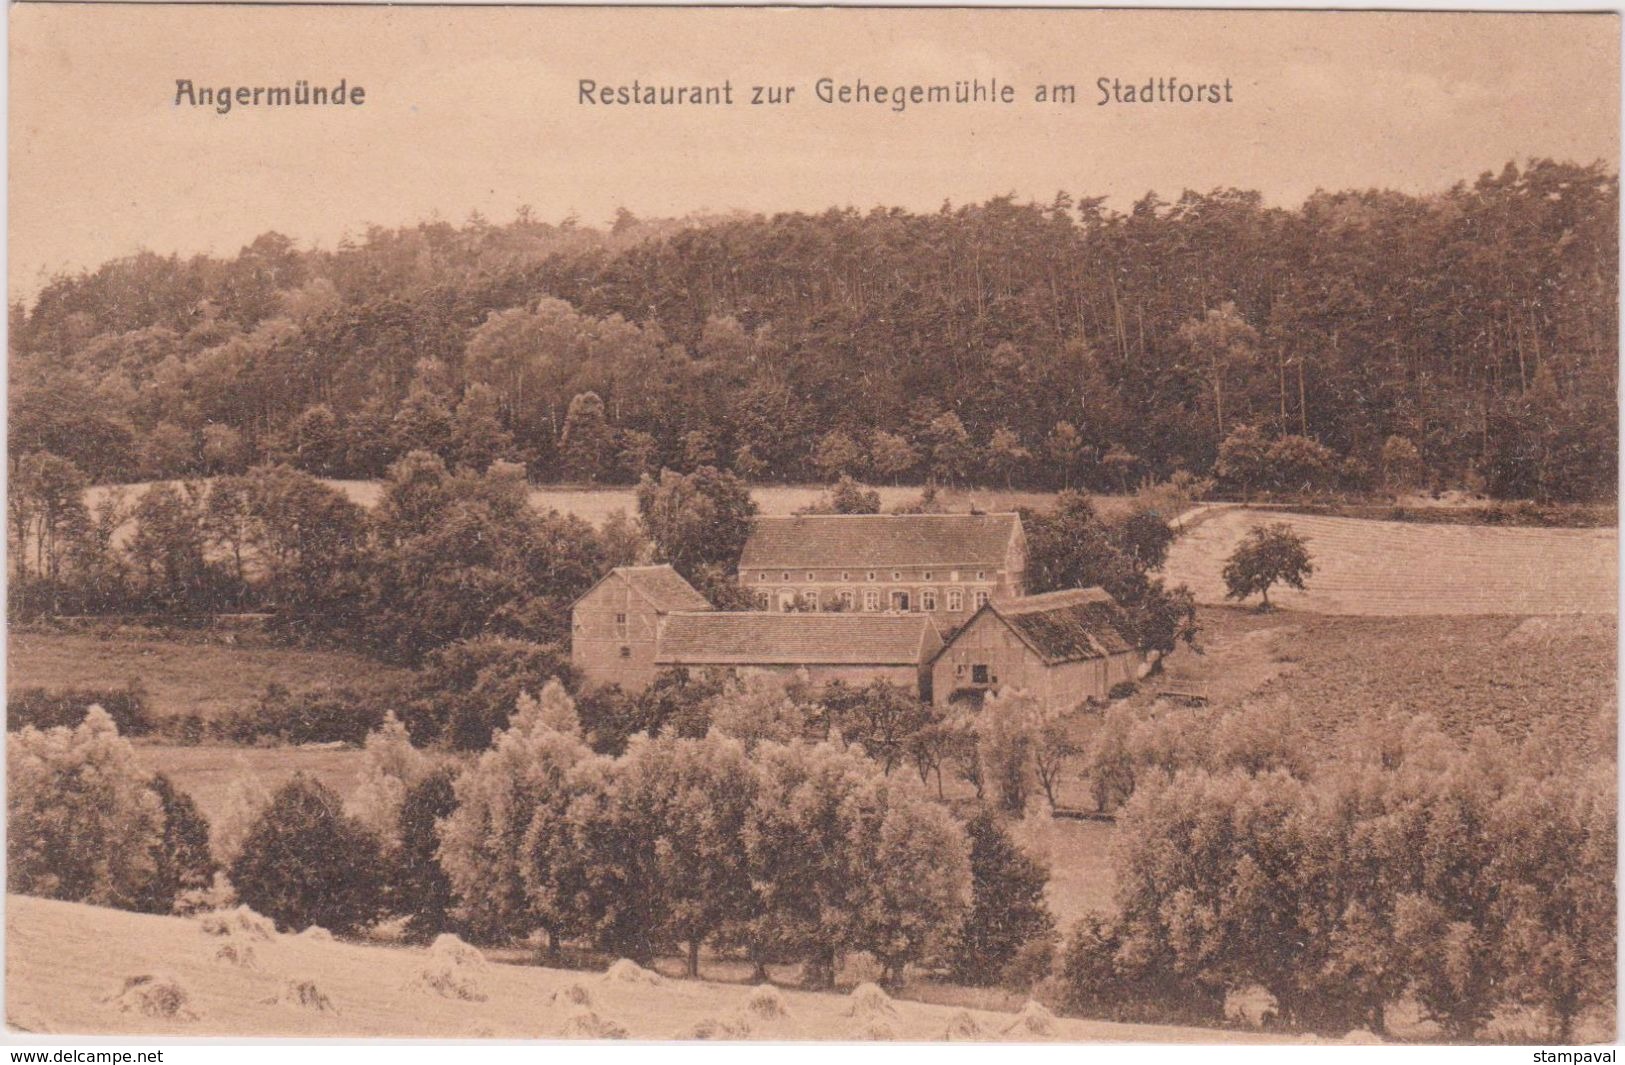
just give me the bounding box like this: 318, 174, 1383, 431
570, 564, 715, 691
654, 612, 944, 699
929, 587, 1144, 709
737, 512, 1025, 619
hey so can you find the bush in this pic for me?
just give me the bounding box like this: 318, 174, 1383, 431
7, 707, 164, 908
229, 774, 387, 934
154, 713, 208, 746
8, 684, 152, 736
1107, 680, 1137, 700
212, 685, 387, 747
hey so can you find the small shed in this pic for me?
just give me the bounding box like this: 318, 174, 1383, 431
929, 587, 1143, 709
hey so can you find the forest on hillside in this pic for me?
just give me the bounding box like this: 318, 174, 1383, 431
9, 159, 1618, 501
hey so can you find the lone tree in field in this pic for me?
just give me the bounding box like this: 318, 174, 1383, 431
1222, 522, 1313, 610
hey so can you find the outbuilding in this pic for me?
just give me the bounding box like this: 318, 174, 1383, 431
929, 587, 1144, 709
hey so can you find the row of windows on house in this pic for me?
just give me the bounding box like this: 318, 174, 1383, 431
749, 569, 992, 584
753, 587, 992, 613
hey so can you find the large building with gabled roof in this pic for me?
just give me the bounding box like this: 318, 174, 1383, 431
570, 564, 945, 697
929, 587, 1145, 709
736, 512, 1026, 619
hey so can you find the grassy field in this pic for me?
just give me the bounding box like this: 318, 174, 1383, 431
6, 630, 411, 720
1164, 507, 1618, 615
5, 894, 1294, 1041
1128, 605, 1617, 756
86, 479, 1103, 532
127, 744, 385, 828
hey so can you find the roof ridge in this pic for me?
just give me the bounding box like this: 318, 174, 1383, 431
758, 512, 1021, 519
667, 610, 932, 621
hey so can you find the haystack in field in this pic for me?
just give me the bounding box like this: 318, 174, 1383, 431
427, 933, 487, 969
267, 976, 338, 1013
558, 1008, 629, 1039
212, 938, 259, 969
548, 982, 595, 1008
844, 982, 897, 1019
198, 905, 276, 941
744, 984, 790, 1020
1003, 999, 1057, 1038
603, 958, 663, 985
299, 926, 334, 942
105, 973, 199, 1021
404, 932, 490, 1000
942, 1009, 985, 1040
859, 1017, 897, 1041
678, 1013, 753, 1040
409, 960, 488, 1002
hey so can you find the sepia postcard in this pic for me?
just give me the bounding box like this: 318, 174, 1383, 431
5, 2, 1620, 1049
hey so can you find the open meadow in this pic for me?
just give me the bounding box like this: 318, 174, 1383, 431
4, 894, 1290, 1041
83, 480, 1105, 540
1165, 507, 1618, 615
6, 628, 411, 721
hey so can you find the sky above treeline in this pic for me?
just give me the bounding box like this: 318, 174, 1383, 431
9, 6, 1619, 303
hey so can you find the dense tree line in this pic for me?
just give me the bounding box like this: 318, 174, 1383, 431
1062, 707, 1615, 1041
11, 686, 1057, 995
11, 161, 1616, 500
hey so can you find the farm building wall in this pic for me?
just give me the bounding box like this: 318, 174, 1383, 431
659, 661, 925, 698
931, 610, 1042, 706
571, 577, 665, 692
930, 610, 1142, 709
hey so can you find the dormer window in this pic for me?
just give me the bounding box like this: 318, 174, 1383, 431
977, 570, 987, 580
842, 572, 850, 581
892, 571, 902, 581
867, 572, 876, 581
759, 572, 768, 581
807, 572, 815, 582
782, 572, 790, 582
923, 571, 933, 580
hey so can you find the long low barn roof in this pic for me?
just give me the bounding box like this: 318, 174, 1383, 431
739, 513, 1022, 570
656, 612, 939, 666
989, 588, 1140, 664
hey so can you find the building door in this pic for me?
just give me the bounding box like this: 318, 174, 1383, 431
890, 590, 910, 612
